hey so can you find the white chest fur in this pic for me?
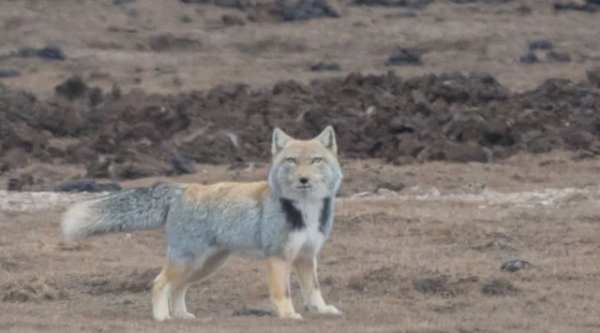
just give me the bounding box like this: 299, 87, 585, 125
285, 200, 327, 260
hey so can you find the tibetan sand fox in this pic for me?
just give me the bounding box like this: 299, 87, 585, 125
61, 126, 344, 321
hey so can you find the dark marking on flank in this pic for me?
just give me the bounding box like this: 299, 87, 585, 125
319, 197, 332, 234
280, 199, 305, 230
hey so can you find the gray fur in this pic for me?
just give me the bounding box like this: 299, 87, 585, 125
62, 134, 343, 264
62, 177, 340, 261
62, 183, 182, 240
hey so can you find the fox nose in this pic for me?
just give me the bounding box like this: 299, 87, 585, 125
299, 177, 309, 184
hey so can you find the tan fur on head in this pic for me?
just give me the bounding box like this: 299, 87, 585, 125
271, 126, 338, 157
314, 126, 337, 155
272, 128, 292, 156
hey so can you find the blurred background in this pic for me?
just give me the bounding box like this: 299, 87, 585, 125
0, 0, 599, 192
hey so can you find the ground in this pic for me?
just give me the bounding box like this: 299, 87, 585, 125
1, 0, 600, 332
2, 154, 600, 333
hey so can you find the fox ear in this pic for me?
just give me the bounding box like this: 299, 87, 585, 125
316, 126, 337, 155
272, 127, 291, 155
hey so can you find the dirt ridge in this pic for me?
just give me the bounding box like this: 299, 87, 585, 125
1, 69, 599, 183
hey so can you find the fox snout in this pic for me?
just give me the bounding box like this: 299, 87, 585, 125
296, 175, 312, 189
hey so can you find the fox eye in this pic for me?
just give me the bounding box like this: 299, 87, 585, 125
311, 157, 323, 164
285, 157, 298, 164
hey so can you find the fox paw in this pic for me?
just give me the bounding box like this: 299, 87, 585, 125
279, 312, 303, 320
153, 314, 172, 322
313, 304, 342, 316
174, 312, 196, 319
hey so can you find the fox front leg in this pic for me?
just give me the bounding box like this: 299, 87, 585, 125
266, 257, 302, 319
294, 256, 342, 315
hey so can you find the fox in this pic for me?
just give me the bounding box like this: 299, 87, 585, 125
61, 126, 344, 322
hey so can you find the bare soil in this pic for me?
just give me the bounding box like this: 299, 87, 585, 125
2, 156, 600, 333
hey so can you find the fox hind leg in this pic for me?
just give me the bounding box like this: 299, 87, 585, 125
153, 266, 178, 321
169, 249, 231, 319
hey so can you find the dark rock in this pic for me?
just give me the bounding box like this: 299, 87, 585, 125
222, 14, 245, 26
113, 161, 166, 180
354, 0, 405, 6
15, 46, 67, 61
481, 278, 519, 296
7, 178, 23, 191
111, 83, 122, 99
546, 51, 571, 63
0, 69, 21, 78
88, 87, 104, 107
413, 276, 447, 294
376, 181, 405, 192
448, 0, 511, 3
113, 0, 136, 4
500, 260, 534, 273
148, 34, 203, 52
272, 80, 311, 95
554, 2, 600, 13
55, 76, 88, 101
16, 48, 39, 58
180, 0, 239, 6
37, 46, 67, 61
171, 151, 197, 175
232, 308, 272, 317
515, 5, 532, 15
354, 0, 432, 9
570, 150, 596, 161
389, 115, 423, 134
385, 47, 422, 66
16, 46, 66, 61
180, 14, 193, 23
432, 80, 469, 103
520, 52, 539, 64
55, 179, 122, 193
413, 275, 478, 297
529, 40, 554, 50
283, 0, 340, 21
587, 67, 600, 87
310, 62, 341, 72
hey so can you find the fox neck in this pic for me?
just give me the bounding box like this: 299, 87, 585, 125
279, 197, 333, 235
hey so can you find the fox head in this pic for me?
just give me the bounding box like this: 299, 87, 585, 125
268, 126, 343, 201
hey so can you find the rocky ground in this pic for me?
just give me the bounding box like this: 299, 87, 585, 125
1, 0, 600, 332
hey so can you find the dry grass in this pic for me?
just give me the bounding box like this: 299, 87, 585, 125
2, 162, 600, 332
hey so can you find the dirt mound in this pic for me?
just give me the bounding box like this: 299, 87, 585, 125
1, 70, 600, 186
81, 268, 160, 295
412, 275, 479, 297
180, 0, 340, 23
481, 278, 519, 296
1, 277, 67, 303
347, 266, 411, 297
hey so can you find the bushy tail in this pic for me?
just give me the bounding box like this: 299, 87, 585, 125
61, 183, 182, 240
